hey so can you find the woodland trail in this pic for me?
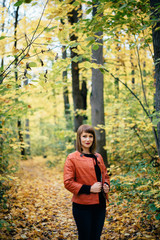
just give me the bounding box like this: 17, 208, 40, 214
1, 157, 77, 240
0, 157, 159, 240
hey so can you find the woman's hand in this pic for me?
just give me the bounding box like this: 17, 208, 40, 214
90, 182, 102, 193
103, 183, 109, 193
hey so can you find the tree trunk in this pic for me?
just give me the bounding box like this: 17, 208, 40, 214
62, 46, 71, 125
91, 10, 108, 166
150, 0, 160, 156
14, 6, 19, 82
81, 79, 87, 120
14, 6, 26, 159
0, 0, 6, 161
17, 120, 25, 157
68, 0, 83, 132
0, 0, 5, 84
130, 52, 135, 90
25, 119, 30, 156
60, 14, 71, 126
23, 79, 31, 156
115, 38, 120, 98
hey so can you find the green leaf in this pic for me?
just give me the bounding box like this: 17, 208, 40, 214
32, 2, 38, 6
29, 62, 37, 67
149, 203, 158, 212
92, 44, 99, 50
72, 1, 80, 7
85, 36, 95, 42
72, 55, 83, 63
70, 42, 79, 48
152, 118, 160, 126
0, 36, 7, 40
86, 8, 92, 14
119, 3, 127, 10
14, 0, 24, 6
156, 213, 160, 220
44, 26, 57, 32
24, 0, 32, 3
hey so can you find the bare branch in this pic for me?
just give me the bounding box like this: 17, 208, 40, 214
103, 67, 159, 156
0, 0, 51, 82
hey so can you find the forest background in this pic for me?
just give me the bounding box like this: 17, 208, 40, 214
0, 0, 160, 239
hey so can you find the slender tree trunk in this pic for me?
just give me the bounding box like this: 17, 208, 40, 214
25, 119, 30, 156
0, 0, 5, 84
14, 6, 26, 158
68, 0, 83, 132
60, 14, 71, 126
91, 2, 108, 166
115, 38, 120, 98
81, 79, 87, 120
23, 79, 31, 156
130, 52, 135, 90
0, 0, 6, 161
62, 46, 71, 125
150, 0, 160, 157
17, 120, 25, 156
112, 39, 120, 160
14, 6, 19, 82
128, 34, 136, 90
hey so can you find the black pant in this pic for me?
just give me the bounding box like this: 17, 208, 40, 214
72, 203, 106, 240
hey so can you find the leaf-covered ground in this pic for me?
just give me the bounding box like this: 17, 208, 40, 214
0, 157, 159, 240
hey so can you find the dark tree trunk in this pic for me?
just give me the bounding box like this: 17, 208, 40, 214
150, 0, 160, 156
62, 46, 71, 122
130, 53, 135, 90
14, 6, 26, 158
115, 47, 120, 98
17, 120, 25, 156
25, 119, 30, 156
91, 2, 108, 166
68, 0, 84, 132
60, 14, 71, 125
14, 6, 19, 82
81, 80, 87, 120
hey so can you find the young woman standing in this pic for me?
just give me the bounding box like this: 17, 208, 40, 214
64, 124, 110, 240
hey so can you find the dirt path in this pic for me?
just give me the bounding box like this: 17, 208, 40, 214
1, 157, 77, 240
0, 157, 159, 240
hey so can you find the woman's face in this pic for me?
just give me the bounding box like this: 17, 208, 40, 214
80, 131, 94, 153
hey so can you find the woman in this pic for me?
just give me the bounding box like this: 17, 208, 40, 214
64, 124, 110, 240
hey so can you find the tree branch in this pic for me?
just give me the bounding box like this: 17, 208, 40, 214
103, 68, 150, 118
103, 67, 159, 158
135, 35, 149, 109
0, 0, 50, 82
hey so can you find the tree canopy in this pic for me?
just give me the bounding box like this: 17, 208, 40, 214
0, 0, 160, 238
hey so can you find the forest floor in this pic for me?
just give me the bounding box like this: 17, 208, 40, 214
0, 157, 159, 240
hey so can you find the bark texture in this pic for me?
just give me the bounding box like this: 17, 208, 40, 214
150, 0, 160, 156
62, 47, 71, 119
91, 31, 108, 166
14, 6, 26, 158
68, 1, 83, 131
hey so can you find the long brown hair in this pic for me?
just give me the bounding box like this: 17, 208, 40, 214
76, 124, 96, 154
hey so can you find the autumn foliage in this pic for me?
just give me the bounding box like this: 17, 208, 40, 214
0, 0, 160, 239
0, 157, 159, 240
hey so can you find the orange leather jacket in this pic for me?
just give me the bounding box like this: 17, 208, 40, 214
64, 151, 110, 205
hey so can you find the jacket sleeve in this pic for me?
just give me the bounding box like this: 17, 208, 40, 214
64, 155, 83, 195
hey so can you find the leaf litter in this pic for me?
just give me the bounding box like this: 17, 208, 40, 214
0, 157, 159, 240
